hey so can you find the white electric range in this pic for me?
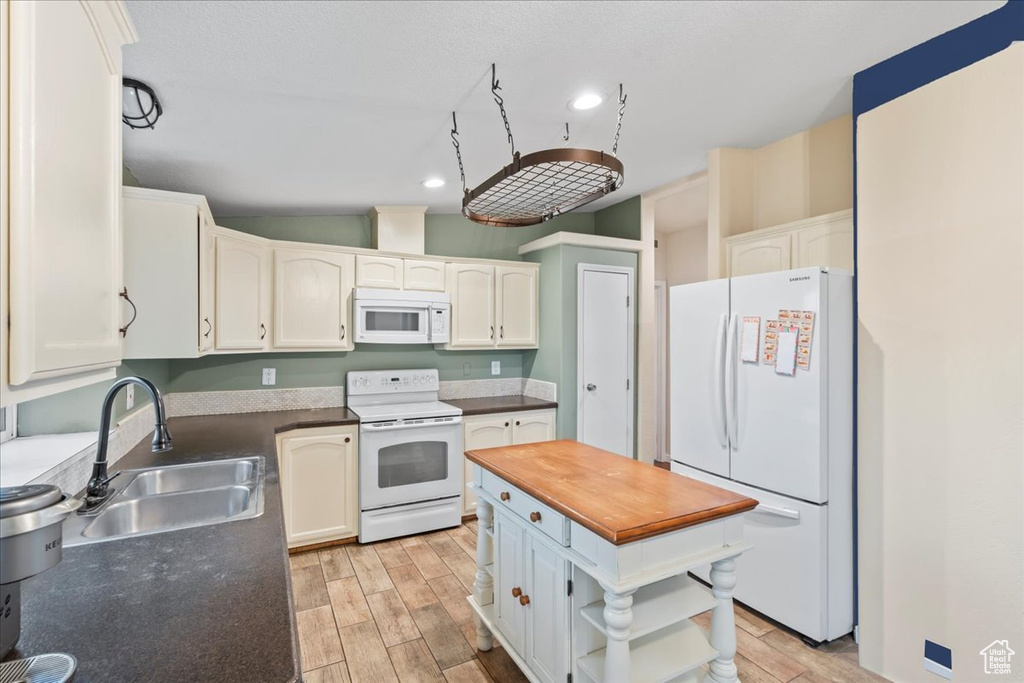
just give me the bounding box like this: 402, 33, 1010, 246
347, 369, 463, 543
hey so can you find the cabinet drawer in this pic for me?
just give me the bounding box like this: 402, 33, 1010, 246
479, 469, 569, 546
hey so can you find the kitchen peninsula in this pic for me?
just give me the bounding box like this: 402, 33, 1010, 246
466, 440, 758, 683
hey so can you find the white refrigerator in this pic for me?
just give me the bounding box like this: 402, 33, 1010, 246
669, 267, 853, 643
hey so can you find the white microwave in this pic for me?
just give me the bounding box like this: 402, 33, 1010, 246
353, 288, 450, 344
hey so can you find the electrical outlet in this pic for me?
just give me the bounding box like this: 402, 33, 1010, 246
125, 384, 135, 410
491, 361, 500, 376
463, 362, 471, 377
262, 368, 276, 386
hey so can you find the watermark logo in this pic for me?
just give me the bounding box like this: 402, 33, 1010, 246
980, 640, 1015, 675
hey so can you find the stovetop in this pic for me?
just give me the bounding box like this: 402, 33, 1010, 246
348, 400, 462, 423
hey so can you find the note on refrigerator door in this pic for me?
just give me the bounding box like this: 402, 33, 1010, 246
775, 325, 799, 376
762, 320, 779, 364
741, 316, 760, 363
795, 310, 815, 370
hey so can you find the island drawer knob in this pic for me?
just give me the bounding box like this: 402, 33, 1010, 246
511, 587, 522, 598
529, 511, 542, 523
500, 492, 510, 501
519, 594, 531, 606
344, 437, 351, 443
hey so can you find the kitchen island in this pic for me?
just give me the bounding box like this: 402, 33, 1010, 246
466, 439, 758, 683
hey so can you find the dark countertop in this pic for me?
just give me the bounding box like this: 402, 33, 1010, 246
447, 395, 557, 416
7, 406, 357, 683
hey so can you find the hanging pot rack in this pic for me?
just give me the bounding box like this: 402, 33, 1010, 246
452, 65, 627, 228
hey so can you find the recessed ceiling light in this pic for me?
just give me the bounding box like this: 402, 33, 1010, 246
422, 178, 445, 188
569, 92, 604, 111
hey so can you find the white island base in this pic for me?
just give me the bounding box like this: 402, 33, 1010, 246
467, 482, 751, 683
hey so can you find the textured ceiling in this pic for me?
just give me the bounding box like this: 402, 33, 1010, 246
122, 0, 1000, 217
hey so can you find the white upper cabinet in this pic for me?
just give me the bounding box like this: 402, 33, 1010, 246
447, 262, 539, 350
727, 233, 792, 277
4, 1, 136, 390
215, 232, 271, 351
794, 211, 854, 272
355, 254, 403, 289
122, 188, 214, 359
496, 265, 538, 347
403, 258, 446, 291
274, 248, 354, 350
724, 209, 853, 277
448, 263, 496, 347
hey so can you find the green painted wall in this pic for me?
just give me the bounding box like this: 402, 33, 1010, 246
17, 359, 171, 436
594, 195, 642, 240
165, 348, 523, 393
523, 245, 638, 448
424, 213, 593, 261
123, 164, 141, 187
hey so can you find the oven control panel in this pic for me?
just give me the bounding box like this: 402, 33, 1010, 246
347, 369, 439, 396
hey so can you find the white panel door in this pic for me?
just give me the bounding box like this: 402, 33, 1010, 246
278, 427, 359, 547
463, 415, 513, 515
729, 268, 827, 503
728, 233, 792, 277
403, 259, 446, 291
511, 410, 556, 445
578, 267, 633, 457
274, 248, 354, 349
495, 266, 538, 347
215, 234, 271, 350
494, 512, 526, 653
8, 1, 128, 384
524, 535, 568, 683
669, 278, 731, 477
355, 254, 403, 289
449, 263, 495, 347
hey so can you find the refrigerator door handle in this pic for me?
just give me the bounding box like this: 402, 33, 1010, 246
754, 503, 801, 520
712, 314, 728, 447
725, 312, 740, 447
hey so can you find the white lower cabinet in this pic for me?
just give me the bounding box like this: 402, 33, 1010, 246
276, 425, 358, 548
462, 408, 556, 516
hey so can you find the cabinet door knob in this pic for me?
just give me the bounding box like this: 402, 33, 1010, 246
344, 436, 351, 443
260, 323, 267, 340
340, 323, 346, 340
515, 420, 521, 426
511, 587, 522, 598
490, 325, 494, 339
203, 317, 212, 338
500, 491, 510, 502
504, 422, 509, 427
519, 594, 530, 606
529, 511, 541, 523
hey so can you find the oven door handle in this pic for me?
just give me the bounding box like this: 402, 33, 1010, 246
360, 417, 463, 433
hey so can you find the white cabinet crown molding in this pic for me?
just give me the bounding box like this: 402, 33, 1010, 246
722, 208, 852, 244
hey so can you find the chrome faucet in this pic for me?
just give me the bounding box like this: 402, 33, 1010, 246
84, 376, 172, 509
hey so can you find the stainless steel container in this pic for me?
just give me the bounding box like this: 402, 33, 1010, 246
0, 485, 81, 658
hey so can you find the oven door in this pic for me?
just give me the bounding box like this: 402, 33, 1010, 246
354, 301, 429, 344
359, 418, 462, 510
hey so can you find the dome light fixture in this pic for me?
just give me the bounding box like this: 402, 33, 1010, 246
421, 178, 446, 188
569, 92, 604, 111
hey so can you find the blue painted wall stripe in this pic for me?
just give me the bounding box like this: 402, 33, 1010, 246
853, 1, 1023, 117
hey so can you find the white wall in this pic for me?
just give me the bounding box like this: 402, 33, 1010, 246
857, 44, 1023, 682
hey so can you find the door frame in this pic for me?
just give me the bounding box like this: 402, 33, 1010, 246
654, 280, 667, 461
576, 263, 636, 458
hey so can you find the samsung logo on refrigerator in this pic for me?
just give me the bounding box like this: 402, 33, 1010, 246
789, 276, 811, 282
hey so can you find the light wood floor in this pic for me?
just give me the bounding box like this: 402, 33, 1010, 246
290, 522, 890, 682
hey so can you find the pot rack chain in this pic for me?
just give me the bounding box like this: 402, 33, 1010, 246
491, 63, 516, 159
450, 112, 467, 194
612, 83, 627, 156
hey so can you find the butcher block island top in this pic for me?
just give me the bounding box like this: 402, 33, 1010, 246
465, 439, 758, 545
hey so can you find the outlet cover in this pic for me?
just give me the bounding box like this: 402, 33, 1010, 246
125, 384, 135, 410
924, 640, 952, 680
262, 368, 276, 386
491, 361, 500, 376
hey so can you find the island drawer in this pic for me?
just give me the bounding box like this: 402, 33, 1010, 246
478, 469, 570, 546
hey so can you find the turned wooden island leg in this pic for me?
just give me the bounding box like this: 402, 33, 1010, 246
601, 585, 636, 681
707, 556, 739, 683
473, 497, 495, 651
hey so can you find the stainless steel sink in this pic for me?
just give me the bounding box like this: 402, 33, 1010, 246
120, 459, 256, 497
63, 457, 264, 546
